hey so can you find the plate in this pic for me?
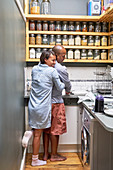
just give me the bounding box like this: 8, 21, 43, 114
104, 109, 113, 117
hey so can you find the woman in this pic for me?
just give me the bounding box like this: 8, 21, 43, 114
28, 50, 65, 166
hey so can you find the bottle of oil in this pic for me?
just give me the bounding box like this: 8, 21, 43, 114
30, 0, 40, 14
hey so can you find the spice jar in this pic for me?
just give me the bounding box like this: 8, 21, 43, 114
75, 35, 81, 46
36, 48, 42, 58
62, 35, 68, 45
56, 21, 61, 31
74, 49, 80, 59
94, 50, 100, 60
68, 49, 73, 59
29, 20, 35, 31
109, 49, 113, 60
29, 34, 35, 45
95, 22, 101, 32
101, 36, 107, 46
75, 22, 81, 32
42, 34, 48, 45
36, 21, 42, 31
62, 21, 68, 31
110, 35, 113, 45
43, 21, 48, 31
102, 22, 107, 32
41, 0, 51, 14
110, 22, 113, 32
49, 35, 55, 45
95, 36, 100, 46
101, 50, 107, 60
82, 22, 87, 32
81, 49, 87, 59
49, 21, 55, 31
68, 35, 74, 45
36, 34, 42, 45
30, 0, 40, 14
81, 35, 87, 46
88, 36, 94, 46
87, 49, 93, 60
56, 35, 61, 45
69, 21, 75, 31
88, 22, 94, 32
29, 48, 35, 58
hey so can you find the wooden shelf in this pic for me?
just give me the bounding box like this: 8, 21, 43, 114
25, 14, 99, 22
26, 58, 113, 63
28, 31, 109, 36
29, 45, 109, 50
99, 5, 113, 22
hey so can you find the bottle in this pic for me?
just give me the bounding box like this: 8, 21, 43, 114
49, 35, 55, 45
95, 95, 104, 113
75, 35, 81, 46
41, 0, 51, 14
29, 34, 35, 45
56, 21, 61, 31
62, 35, 68, 45
30, 0, 40, 14
62, 21, 68, 31
36, 21, 42, 31
29, 48, 35, 59
74, 49, 80, 59
49, 21, 55, 31
29, 20, 35, 31
36, 48, 42, 58
42, 34, 48, 45
68, 35, 74, 45
56, 35, 61, 45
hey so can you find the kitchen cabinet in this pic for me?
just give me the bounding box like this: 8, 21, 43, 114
24, 0, 113, 63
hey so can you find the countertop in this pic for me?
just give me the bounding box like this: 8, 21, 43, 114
82, 101, 113, 132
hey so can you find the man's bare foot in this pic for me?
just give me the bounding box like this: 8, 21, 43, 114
43, 154, 50, 161
50, 154, 67, 162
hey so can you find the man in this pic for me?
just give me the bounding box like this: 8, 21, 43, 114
43, 45, 72, 161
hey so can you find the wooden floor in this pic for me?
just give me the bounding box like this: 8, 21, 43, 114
25, 153, 86, 170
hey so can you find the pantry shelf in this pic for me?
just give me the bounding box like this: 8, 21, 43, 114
28, 31, 109, 36
29, 45, 109, 50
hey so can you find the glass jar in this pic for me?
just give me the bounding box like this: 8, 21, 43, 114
62, 21, 68, 31
75, 22, 81, 32
43, 21, 48, 31
101, 36, 107, 46
69, 21, 74, 31
81, 35, 87, 46
30, 0, 40, 14
62, 35, 68, 45
88, 36, 94, 46
36, 34, 42, 45
88, 22, 94, 32
68, 35, 74, 45
74, 49, 80, 59
82, 22, 87, 32
49, 21, 55, 31
29, 34, 35, 45
101, 50, 107, 60
87, 49, 93, 60
110, 22, 113, 32
42, 34, 48, 45
110, 35, 113, 45
94, 50, 100, 60
95, 22, 101, 32
102, 22, 107, 32
75, 35, 81, 46
56, 21, 61, 31
56, 35, 61, 45
36, 21, 42, 31
81, 49, 87, 59
29, 20, 35, 31
41, 0, 51, 14
29, 48, 35, 58
68, 49, 73, 59
109, 49, 113, 60
36, 48, 42, 58
95, 36, 100, 46
49, 35, 55, 45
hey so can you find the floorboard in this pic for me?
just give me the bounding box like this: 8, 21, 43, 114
25, 153, 84, 170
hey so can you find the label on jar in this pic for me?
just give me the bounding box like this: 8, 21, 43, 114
69, 39, 74, 45
36, 35, 42, 45
101, 37, 107, 46
62, 39, 68, 45
88, 39, 94, 46
31, 4, 40, 14
29, 48, 35, 58
95, 40, 100, 46
75, 50, 80, 59
68, 50, 73, 59
81, 40, 87, 46
29, 37, 35, 45
101, 52, 107, 60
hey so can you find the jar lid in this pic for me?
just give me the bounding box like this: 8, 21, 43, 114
42, 0, 50, 2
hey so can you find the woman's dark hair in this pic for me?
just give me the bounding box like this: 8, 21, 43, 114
40, 50, 55, 64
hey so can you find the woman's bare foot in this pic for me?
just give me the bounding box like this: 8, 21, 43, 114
43, 154, 50, 161
50, 154, 67, 162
